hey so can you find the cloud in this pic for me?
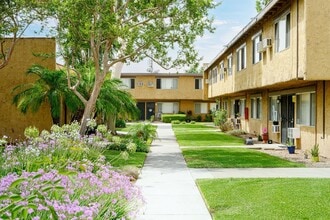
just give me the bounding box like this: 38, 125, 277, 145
213, 19, 228, 26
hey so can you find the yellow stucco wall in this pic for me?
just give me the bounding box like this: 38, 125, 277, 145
124, 74, 205, 100
0, 38, 55, 141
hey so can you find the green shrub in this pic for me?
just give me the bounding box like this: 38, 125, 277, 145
171, 120, 181, 124
213, 109, 227, 126
190, 121, 196, 124
128, 123, 157, 142
161, 114, 186, 123
196, 115, 202, 122
116, 118, 126, 128
180, 121, 186, 124
205, 114, 213, 122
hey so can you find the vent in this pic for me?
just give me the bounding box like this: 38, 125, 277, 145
147, 81, 154, 87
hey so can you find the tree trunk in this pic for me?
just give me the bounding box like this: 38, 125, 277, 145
107, 114, 117, 135
79, 78, 104, 136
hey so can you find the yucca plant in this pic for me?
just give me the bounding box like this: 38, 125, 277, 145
128, 123, 157, 142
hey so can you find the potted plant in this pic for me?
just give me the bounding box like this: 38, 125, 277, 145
262, 127, 268, 143
310, 144, 320, 162
287, 139, 295, 154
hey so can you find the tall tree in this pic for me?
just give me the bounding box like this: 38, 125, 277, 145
52, 0, 217, 135
256, 0, 271, 12
0, 0, 50, 69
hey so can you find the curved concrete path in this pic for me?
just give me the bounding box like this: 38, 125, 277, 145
136, 123, 212, 220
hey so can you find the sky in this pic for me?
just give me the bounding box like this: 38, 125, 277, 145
23, 0, 259, 74
122, 0, 258, 73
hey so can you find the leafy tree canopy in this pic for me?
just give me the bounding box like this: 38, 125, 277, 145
0, 0, 50, 69
256, 0, 271, 12
48, 0, 217, 134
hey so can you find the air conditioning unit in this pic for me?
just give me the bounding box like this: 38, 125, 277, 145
137, 82, 144, 87
257, 41, 265, 53
147, 81, 154, 87
262, 38, 272, 48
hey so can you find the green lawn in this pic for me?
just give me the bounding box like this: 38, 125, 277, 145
103, 150, 147, 168
172, 124, 244, 146
197, 178, 330, 219
182, 147, 304, 168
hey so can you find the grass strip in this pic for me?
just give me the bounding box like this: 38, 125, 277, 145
197, 178, 330, 220
182, 147, 304, 168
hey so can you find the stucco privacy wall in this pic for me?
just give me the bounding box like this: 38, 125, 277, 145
0, 38, 55, 141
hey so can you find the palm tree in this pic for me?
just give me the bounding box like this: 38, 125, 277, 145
96, 77, 139, 134
12, 64, 83, 124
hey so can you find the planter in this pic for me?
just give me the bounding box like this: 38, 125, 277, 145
262, 133, 269, 143
312, 156, 320, 162
287, 146, 295, 154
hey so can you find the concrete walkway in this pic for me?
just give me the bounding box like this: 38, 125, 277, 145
136, 123, 212, 220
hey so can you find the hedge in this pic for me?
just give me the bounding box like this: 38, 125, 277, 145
161, 114, 186, 123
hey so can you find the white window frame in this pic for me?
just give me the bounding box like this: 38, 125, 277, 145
211, 67, 218, 84
156, 78, 178, 89
251, 97, 262, 119
195, 103, 208, 114
236, 43, 247, 71
219, 61, 224, 81
121, 78, 135, 89
227, 54, 233, 76
296, 92, 316, 126
157, 102, 179, 114
275, 10, 291, 52
252, 31, 262, 64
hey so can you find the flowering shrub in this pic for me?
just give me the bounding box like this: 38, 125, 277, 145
0, 166, 143, 219
0, 122, 144, 218
0, 123, 108, 177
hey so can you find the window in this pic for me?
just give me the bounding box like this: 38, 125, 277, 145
227, 54, 233, 76
252, 33, 262, 64
236, 43, 247, 71
239, 99, 246, 118
211, 67, 218, 83
219, 61, 224, 81
195, 103, 208, 114
269, 96, 280, 121
121, 78, 135, 89
195, 78, 202, 89
157, 102, 179, 114
297, 93, 315, 126
156, 78, 178, 89
275, 11, 290, 52
251, 97, 262, 119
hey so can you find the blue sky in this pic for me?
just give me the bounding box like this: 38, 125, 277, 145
123, 0, 258, 73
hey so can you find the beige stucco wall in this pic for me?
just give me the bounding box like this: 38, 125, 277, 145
305, 0, 330, 80
0, 38, 55, 141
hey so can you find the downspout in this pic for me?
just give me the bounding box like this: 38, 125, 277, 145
321, 81, 326, 139
296, 0, 299, 79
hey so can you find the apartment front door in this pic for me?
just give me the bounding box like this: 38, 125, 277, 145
280, 95, 295, 144
146, 102, 155, 120
137, 102, 146, 121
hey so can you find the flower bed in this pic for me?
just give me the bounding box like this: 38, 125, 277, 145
0, 123, 144, 219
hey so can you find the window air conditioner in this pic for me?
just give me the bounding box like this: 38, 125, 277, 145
257, 41, 265, 53
262, 38, 272, 49
147, 81, 154, 87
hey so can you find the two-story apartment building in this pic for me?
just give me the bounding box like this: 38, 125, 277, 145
204, 0, 330, 157
121, 73, 215, 120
